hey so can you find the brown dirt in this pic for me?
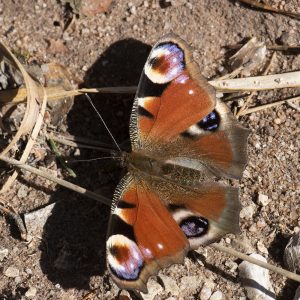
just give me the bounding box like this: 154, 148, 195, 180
0, 1, 299, 299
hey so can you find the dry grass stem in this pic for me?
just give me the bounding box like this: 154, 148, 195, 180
0, 41, 42, 158
0, 156, 111, 206
0, 86, 138, 104
237, 0, 300, 20
209, 71, 300, 93
2, 71, 300, 108
239, 96, 300, 116
211, 243, 300, 283
1, 86, 48, 192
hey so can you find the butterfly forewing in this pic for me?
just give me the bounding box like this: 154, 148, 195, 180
129, 34, 216, 150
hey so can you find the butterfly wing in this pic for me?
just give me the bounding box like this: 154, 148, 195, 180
160, 180, 241, 249
106, 174, 189, 293
107, 173, 241, 292
129, 33, 248, 179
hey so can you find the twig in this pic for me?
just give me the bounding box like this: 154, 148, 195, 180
211, 243, 300, 282
287, 99, 300, 112
218, 66, 244, 80
209, 71, 300, 93
267, 45, 300, 52
227, 43, 300, 52
48, 138, 77, 178
0, 155, 111, 206
238, 96, 300, 116
1, 156, 300, 283
0, 86, 138, 104
0, 202, 27, 240
237, 0, 300, 20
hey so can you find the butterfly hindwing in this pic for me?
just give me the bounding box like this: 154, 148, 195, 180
107, 173, 241, 292
166, 183, 241, 249
144, 176, 241, 249
106, 174, 189, 292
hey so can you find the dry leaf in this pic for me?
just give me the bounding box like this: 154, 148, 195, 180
41, 63, 74, 125
228, 37, 267, 77
0, 40, 46, 192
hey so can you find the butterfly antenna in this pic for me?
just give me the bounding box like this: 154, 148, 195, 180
85, 93, 122, 152
67, 156, 122, 163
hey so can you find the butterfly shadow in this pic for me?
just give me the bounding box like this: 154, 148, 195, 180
39, 38, 151, 290
190, 250, 238, 284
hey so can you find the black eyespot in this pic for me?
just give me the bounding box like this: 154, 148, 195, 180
197, 110, 220, 131
108, 214, 136, 242
138, 105, 154, 119
180, 216, 209, 238
117, 201, 136, 209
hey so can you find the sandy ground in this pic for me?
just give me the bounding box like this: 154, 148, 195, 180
0, 1, 299, 299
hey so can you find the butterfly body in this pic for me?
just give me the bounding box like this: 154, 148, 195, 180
106, 34, 249, 293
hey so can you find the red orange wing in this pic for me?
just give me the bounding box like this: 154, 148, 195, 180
106, 174, 189, 292
129, 33, 216, 148
107, 173, 241, 292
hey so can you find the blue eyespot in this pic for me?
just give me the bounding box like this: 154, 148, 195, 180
197, 110, 220, 131
180, 216, 209, 238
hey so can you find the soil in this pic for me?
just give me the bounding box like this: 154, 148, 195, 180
0, 0, 299, 299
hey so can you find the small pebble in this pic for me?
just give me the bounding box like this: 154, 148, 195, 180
249, 224, 257, 233
4, 266, 20, 278
239, 253, 275, 300
141, 279, 163, 300
159, 274, 179, 296
256, 220, 267, 228
274, 118, 281, 125
258, 194, 270, 206
257, 241, 269, 255
0, 248, 9, 261
180, 275, 202, 294
25, 268, 33, 275
15, 276, 22, 284
240, 204, 256, 219
25, 286, 37, 298
225, 260, 238, 272
17, 185, 28, 198
119, 290, 132, 300
210, 291, 223, 300
199, 286, 212, 300
232, 236, 255, 254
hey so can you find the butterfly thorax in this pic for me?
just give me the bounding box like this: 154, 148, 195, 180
125, 151, 165, 177
125, 151, 210, 186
